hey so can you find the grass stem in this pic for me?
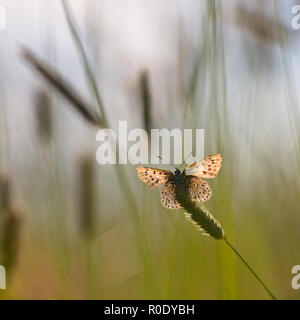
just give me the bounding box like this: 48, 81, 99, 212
224, 237, 277, 300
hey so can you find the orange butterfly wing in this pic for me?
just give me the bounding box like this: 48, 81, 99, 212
187, 176, 212, 203
160, 179, 183, 209
136, 167, 173, 189
185, 154, 222, 179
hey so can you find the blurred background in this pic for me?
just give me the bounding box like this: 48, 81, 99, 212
0, 0, 300, 299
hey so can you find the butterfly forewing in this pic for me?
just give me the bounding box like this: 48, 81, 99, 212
185, 153, 222, 179
187, 176, 212, 203
160, 179, 183, 209
136, 167, 173, 189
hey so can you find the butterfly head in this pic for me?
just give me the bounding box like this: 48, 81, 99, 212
175, 168, 186, 178
174, 168, 181, 176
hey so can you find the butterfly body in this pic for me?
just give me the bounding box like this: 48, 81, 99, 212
137, 154, 222, 209
173, 168, 188, 189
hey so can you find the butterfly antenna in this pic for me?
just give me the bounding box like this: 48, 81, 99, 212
156, 155, 177, 170
179, 151, 193, 170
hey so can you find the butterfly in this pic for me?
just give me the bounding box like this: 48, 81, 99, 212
136, 154, 222, 209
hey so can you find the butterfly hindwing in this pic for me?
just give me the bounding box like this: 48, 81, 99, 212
160, 179, 182, 209
136, 167, 173, 189
187, 176, 212, 203
185, 153, 222, 179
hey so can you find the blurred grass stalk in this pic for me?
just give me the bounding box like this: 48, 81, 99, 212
0, 205, 22, 281
34, 88, 53, 144
20, 48, 101, 127
182, 11, 208, 129
0, 172, 12, 212
203, 0, 235, 299
0, 174, 22, 283
77, 152, 95, 240
76, 151, 99, 298
232, 4, 289, 44
139, 70, 152, 136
